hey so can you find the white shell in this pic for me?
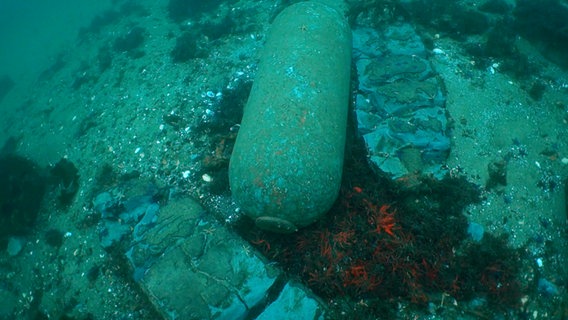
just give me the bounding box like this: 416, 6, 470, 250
432, 48, 445, 55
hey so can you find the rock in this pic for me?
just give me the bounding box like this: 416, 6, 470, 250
6, 236, 25, 256
256, 281, 325, 320
93, 189, 160, 248
100, 194, 329, 319
353, 24, 450, 179
538, 278, 559, 297
467, 222, 485, 242
126, 197, 282, 319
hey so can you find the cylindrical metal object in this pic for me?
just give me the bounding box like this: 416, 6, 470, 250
229, 1, 352, 233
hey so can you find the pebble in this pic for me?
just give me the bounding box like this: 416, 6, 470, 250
7, 237, 25, 256
467, 222, 484, 242
538, 278, 559, 296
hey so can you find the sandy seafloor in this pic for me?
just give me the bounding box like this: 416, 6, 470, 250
0, 0, 567, 318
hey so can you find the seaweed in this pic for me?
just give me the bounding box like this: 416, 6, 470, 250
201, 14, 237, 40
38, 54, 66, 82
454, 234, 524, 307
50, 158, 80, 207
514, 0, 568, 68
71, 63, 95, 90
77, 1, 148, 41
528, 80, 547, 101
0, 155, 46, 238
479, 0, 512, 14
0, 75, 15, 104
167, 0, 224, 22
170, 31, 205, 63
0, 136, 21, 156
113, 26, 146, 58
45, 229, 65, 248
97, 45, 113, 72
78, 9, 121, 40
402, 0, 490, 38
237, 136, 523, 317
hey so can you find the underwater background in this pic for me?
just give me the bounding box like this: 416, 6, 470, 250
0, 0, 567, 319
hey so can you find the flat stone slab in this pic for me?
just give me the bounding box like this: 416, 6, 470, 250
353, 23, 450, 179
92, 187, 327, 319
126, 197, 281, 319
